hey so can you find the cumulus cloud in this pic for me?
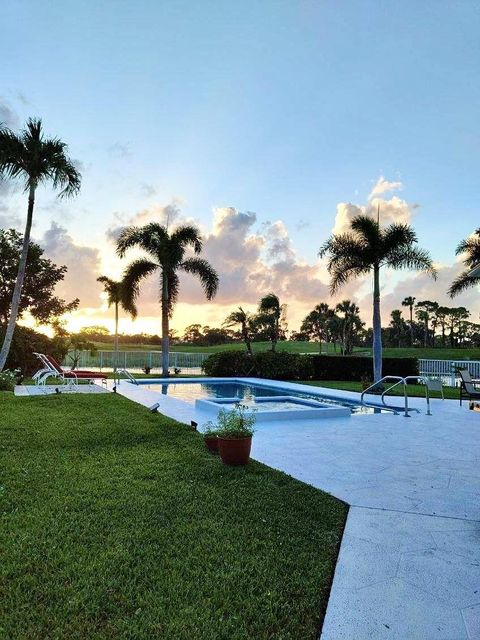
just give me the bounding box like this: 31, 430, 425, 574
106, 200, 184, 242
40, 223, 101, 307
368, 175, 402, 200
332, 195, 417, 236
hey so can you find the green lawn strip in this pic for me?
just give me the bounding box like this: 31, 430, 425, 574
0, 393, 347, 640
301, 379, 459, 400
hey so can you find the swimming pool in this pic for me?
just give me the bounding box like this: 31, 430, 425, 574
132, 378, 394, 415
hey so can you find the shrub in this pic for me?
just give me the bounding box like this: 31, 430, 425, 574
202, 350, 314, 380
205, 404, 256, 439
202, 351, 418, 382
0, 325, 68, 376
311, 355, 418, 381
0, 369, 17, 391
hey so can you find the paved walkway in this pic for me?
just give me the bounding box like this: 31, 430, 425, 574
110, 378, 480, 639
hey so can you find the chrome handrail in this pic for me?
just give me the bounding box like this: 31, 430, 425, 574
115, 368, 138, 385
361, 375, 419, 417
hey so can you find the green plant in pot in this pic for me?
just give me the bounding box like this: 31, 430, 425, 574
202, 422, 219, 454
213, 404, 256, 466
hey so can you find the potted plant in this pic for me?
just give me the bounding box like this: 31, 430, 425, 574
203, 423, 219, 453
214, 404, 256, 466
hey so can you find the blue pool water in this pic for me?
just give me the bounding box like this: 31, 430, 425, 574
135, 380, 391, 415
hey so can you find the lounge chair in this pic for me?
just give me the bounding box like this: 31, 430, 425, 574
33, 353, 108, 387
458, 369, 480, 405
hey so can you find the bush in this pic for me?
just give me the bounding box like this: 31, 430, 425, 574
202, 351, 418, 382
202, 351, 314, 380
311, 355, 418, 381
0, 369, 17, 391
0, 325, 68, 376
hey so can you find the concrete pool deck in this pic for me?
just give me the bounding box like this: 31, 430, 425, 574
109, 377, 480, 639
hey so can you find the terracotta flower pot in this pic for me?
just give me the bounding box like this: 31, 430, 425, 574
217, 436, 252, 466
204, 435, 219, 453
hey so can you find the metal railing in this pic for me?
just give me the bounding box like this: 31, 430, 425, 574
361, 376, 422, 417
64, 350, 210, 373
418, 359, 480, 386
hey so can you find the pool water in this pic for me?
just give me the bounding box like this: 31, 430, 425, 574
140, 380, 389, 415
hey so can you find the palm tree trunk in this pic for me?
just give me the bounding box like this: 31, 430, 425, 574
161, 273, 169, 376
372, 265, 382, 382
0, 185, 35, 372
424, 318, 428, 348
114, 301, 119, 376
409, 305, 414, 346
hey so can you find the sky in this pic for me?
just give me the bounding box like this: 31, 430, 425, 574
1, 0, 480, 336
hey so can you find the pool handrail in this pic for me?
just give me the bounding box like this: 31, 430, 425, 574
115, 368, 138, 385
361, 376, 420, 417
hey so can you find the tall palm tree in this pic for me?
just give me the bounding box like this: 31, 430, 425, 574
97, 276, 138, 375
224, 306, 253, 355
117, 222, 218, 376
449, 229, 480, 296
257, 293, 286, 352
320, 214, 436, 382
401, 296, 416, 346
0, 118, 81, 371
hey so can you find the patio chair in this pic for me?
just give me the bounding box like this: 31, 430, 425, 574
33, 353, 108, 387
458, 369, 480, 405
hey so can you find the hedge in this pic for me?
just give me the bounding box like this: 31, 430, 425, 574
202, 350, 418, 382
311, 355, 418, 381
202, 351, 314, 380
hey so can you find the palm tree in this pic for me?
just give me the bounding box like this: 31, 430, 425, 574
320, 214, 436, 382
224, 307, 253, 355
449, 229, 480, 296
401, 296, 416, 346
116, 222, 218, 376
335, 300, 362, 355
0, 118, 81, 371
257, 293, 286, 352
415, 300, 438, 348
97, 276, 138, 375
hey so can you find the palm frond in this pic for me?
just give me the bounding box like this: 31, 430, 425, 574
449, 271, 479, 297
170, 225, 202, 254
181, 257, 219, 300
386, 246, 436, 277
116, 224, 167, 258
122, 258, 158, 303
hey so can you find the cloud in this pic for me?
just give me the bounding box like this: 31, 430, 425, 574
106, 200, 184, 243
108, 142, 132, 158
332, 195, 416, 236
40, 223, 101, 307
379, 262, 480, 321
0, 97, 19, 128
368, 175, 402, 200
140, 183, 156, 197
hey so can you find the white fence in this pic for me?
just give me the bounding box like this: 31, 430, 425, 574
418, 359, 480, 386
64, 350, 210, 373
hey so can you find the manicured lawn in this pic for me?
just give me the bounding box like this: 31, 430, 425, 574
302, 379, 459, 400
92, 340, 341, 354
0, 393, 347, 640
93, 341, 480, 360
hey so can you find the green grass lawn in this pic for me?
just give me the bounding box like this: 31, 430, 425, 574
93, 341, 480, 360
92, 340, 339, 354
0, 393, 347, 640
302, 379, 459, 400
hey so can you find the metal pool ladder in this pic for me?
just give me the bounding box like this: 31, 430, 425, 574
361, 376, 421, 417
114, 368, 138, 386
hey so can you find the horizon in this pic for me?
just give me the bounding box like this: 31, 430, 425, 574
2, 1, 480, 336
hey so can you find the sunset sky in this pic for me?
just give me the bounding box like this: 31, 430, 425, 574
1, 1, 480, 336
